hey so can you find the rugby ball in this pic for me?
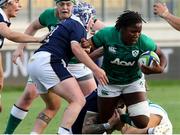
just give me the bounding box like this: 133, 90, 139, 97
138, 51, 160, 67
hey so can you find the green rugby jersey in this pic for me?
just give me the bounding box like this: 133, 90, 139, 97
92, 26, 157, 85
39, 8, 59, 31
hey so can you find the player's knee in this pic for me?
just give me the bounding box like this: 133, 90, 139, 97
128, 101, 150, 128
23, 86, 38, 103
74, 96, 86, 108
78, 96, 86, 107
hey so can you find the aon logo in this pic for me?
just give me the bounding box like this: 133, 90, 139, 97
111, 58, 135, 66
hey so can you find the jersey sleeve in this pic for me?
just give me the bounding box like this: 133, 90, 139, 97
0, 14, 4, 23
39, 9, 52, 27
92, 28, 106, 48
140, 34, 157, 51
70, 22, 87, 43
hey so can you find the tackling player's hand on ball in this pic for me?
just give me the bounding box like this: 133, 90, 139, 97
140, 59, 164, 74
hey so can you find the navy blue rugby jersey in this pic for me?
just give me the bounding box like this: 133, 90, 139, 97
35, 14, 87, 65
0, 8, 11, 48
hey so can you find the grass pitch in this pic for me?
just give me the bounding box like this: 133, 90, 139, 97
0, 80, 180, 134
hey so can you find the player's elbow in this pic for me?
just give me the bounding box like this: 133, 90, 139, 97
71, 43, 82, 55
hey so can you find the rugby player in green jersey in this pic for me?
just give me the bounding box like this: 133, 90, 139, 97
82, 10, 167, 129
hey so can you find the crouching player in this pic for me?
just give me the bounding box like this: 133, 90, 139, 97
82, 97, 172, 135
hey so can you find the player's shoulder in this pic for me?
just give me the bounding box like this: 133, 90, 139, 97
96, 26, 115, 35
101, 26, 114, 32
139, 33, 154, 41
65, 15, 85, 28
40, 8, 55, 17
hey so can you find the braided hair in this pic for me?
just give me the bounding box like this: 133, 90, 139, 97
115, 10, 146, 31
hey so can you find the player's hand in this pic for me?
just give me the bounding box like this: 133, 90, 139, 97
108, 109, 121, 128
12, 47, 24, 65
93, 68, 108, 85
153, 2, 169, 18
81, 38, 91, 53
81, 38, 91, 48
39, 32, 50, 43
140, 60, 164, 74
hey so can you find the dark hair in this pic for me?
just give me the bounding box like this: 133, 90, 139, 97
115, 10, 146, 31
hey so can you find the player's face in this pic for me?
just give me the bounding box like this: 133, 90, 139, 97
56, 1, 73, 20
121, 23, 142, 45
6, 0, 22, 18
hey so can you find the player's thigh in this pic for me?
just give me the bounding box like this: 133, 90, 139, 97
78, 78, 97, 96
122, 77, 147, 106
98, 96, 120, 123
52, 77, 85, 104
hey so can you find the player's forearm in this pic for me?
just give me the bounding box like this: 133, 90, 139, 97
7, 31, 41, 43
72, 44, 100, 72
164, 13, 180, 31
19, 20, 44, 48
82, 123, 107, 134
89, 47, 104, 61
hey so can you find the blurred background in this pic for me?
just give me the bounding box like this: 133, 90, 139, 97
1, 0, 180, 85
10, 0, 180, 23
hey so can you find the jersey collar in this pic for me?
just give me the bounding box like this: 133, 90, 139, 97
0, 8, 10, 23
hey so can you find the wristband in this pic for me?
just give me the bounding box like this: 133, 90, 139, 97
103, 122, 111, 130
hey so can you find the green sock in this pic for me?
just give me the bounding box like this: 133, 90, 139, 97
4, 114, 22, 134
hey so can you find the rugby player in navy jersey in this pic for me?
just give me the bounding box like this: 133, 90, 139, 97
4, 0, 106, 134
0, 0, 45, 113
25, 0, 108, 134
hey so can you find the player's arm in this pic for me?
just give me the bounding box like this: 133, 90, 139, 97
155, 46, 167, 72
82, 111, 105, 134
82, 109, 122, 134
0, 54, 3, 112
71, 42, 108, 85
154, 2, 180, 31
141, 47, 167, 74
92, 19, 106, 31
12, 19, 44, 64
122, 114, 162, 134
88, 46, 104, 61
0, 22, 44, 43
81, 37, 97, 53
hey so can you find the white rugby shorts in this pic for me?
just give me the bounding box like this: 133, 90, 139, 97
97, 76, 146, 97
67, 63, 93, 81
27, 51, 72, 94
